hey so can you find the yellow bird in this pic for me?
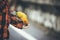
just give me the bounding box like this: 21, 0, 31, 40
16, 11, 29, 26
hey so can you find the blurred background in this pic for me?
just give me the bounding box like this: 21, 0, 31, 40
9, 0, 60, 40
